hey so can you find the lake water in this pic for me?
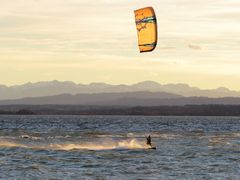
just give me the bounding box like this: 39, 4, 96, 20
0, 115, 239, 179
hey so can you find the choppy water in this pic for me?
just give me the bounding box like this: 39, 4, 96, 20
0, 115, 239, 179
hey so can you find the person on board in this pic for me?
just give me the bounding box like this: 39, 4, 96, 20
146, 135, 152, 146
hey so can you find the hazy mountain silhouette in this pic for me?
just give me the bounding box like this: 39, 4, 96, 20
0, 91, 240, 106
0, 91, 183, 105
0, 80, 240, 100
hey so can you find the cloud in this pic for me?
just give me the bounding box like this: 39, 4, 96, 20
159, 46, 176, 50
209, 12, 240, 21
188, 44, 202, 50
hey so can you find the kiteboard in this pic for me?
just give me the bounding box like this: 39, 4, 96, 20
147, 145, 156, 150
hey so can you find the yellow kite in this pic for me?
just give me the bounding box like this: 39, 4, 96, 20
134, 7, 158, 53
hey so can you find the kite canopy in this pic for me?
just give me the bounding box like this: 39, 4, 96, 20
134, 7, 158, 53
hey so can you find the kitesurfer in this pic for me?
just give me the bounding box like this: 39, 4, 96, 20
146, 135, 152, 147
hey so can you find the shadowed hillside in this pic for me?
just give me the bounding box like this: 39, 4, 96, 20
1, 105, 240, 116
1, 80, 240, 100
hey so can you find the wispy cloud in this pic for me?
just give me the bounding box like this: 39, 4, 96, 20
188, 44, 202, 50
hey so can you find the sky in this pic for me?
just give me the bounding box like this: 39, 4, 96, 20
0, 0, 240, 90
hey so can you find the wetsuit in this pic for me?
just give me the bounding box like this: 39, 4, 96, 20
146, 135, 152, 146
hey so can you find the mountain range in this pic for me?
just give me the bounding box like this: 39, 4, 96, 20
0, 80, 240, 106
1, 80, 240, 101
0, 91, 240, 106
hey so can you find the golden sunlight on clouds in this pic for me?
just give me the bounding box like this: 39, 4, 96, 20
0, 0, 239, 89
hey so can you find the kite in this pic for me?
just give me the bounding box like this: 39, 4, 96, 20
134, 7, 158, 53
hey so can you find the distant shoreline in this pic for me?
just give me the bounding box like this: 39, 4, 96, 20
1, 105, 240, 116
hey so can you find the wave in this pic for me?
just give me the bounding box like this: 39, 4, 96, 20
0, 140, 28, 148
19, 135, 43, 140
0, 138, 149, 151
